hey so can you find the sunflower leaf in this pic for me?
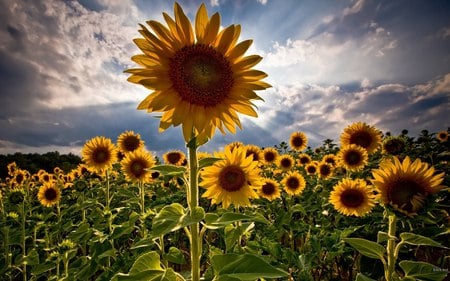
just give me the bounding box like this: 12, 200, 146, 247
149, 165, 186, 177
198, 157, 223, 169
343, 238, 386, 260
399, 260, 449, 281
355, 273, 377, 281
151, 203, 202, 237
399, 232, 448, 248
204, 212, 268, 229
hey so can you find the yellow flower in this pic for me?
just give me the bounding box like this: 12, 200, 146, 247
282, 171, 306, 196
38, 183, 61, 207
277, 154, 295, 171
117, 130, 145, 154
382, 136, 406, 156
322, 154, 337, 167
289, 131, 308, 151
298, 153, 312, 166
337, 144, 368, 172
436, 130, 448, 142
244, 144, 262, 162
340, 122, 381, 154
261, 147, 279, 165
163, 150, 187, 166
81, 136, 118, 173
371, 156, 445, 216
126, 2, 270, 142
121, 149, 155, 183
259, 178, 281, 201
318, 162, 333, 179
329, 178, 376, 217
201, 146, 262, 208
305, 162, 318, 175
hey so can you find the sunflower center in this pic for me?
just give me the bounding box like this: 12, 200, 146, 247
169, 44, 234, 107
44, 188, 58, 201
280, 158, 292, 169
15, 174, 24, 184
167, 152, 182, 165
320, 165, 331, 176
130, 160, 146, 177
93, 148, 109, 164
123, 137, 141, 152
292, 136, 305, 148
350, 132, 372, 149
286, 177, 300, 191
264, 152, 276, 162
262, 182, 275, 195
344, 150, 362, 166
300, 156, 310, 165
219, 165, 246, 192
341, 189, 364, 208
388, 179, 425, 212
307, 165, 317, 174
383, 139, 404, 155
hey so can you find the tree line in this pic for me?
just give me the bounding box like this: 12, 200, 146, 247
0, 152, 81, 179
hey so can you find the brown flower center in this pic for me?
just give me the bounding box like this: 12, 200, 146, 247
319, 164, 331, 177
280, 158, 293, 169
93, 148, 110, 164
306, 165, 317, 174
262, 182, 276, 195
44, 188, 58, 201
122, 136, 141, 152
219, 165, 246, 192
388, 179, 425, 213
292, 136, 305, 148
169, 44, 234, 107
130, 160, 146, 178
344, 150, 362, 166
341, 189, 364, 208
286, 177, 300, 191
166, 152, 182, 165
299, 156, 310, 165
264, 151, 276, 162
349, 131, 373, 149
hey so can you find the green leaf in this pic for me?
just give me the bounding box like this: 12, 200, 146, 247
150, 165, 186, 177
211, 253, 289, 280
163, 247, 186, 264
400, 233, 448, 248
114, 269, 178, 281
355, 273, 377, 281
151, 203, 202, 237
31, 262, 55, 276
377, 231, 389, 244
399, 260, 449, 281
198, 157, 223, 169
130, 251, 162, 273
23, 248, 39, 266
204, 212, 268, 229
343, 238, 386, 260
111, 211, 140, 239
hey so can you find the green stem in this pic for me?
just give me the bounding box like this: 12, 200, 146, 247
21, 200, 27, 281
385, 214, 397, 281
105, 170, 114, 267
188, 141, 201, 281
139, 181, 147, 238
160, 235, 168, 269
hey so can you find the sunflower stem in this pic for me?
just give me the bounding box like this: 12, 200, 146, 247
385, 214, 397, 281
188, 139, 201, 281
21, 199, 27, 281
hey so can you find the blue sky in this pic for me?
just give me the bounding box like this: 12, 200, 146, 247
0, 0, 449, 157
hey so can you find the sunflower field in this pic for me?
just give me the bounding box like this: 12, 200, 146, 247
1, 2, 449, 281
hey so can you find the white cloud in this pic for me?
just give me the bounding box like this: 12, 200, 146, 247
210, 0, 220, 7
342, 0, 366, 17
257, 0, 268, 5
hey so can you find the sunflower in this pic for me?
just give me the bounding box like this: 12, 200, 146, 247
81, 136, 118, 173
329, 178, 376, 217
322, 154, 337, 167
298, 153, 312, 166
126, 2, 270, 142
200, 146, 262, 208
163, 150, 187, 166
305, 162, 318, 175
277, 154, 295, 171
318, 162, 333, 179
225, 141, 245, 152
245, 144, 262, 162
121, 149, 155, 183
38, 183, 61, 207
39, 172, 54, 184
262, 147, 279, 165
282, 171, 306, 196
7, 162, 17, 176
340, 122, 381, 154
259, 178, 281, 201
436, 130, 449, 142
382, 136, 406, 156
337, 144, 368, 172
289, 131, 308, 151
117, 130, 145, 154
12, 170, 28, 186
371, 156, 445, 216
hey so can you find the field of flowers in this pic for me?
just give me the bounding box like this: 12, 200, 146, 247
1, 126, 449, 281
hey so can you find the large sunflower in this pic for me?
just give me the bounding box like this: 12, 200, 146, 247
200, 146, 262, 208
38, 183, 61, 207
371, 156, 445, 216
81, 136, 118, 173
289, 131, 308, 151
126, 3, 270, 142
340, 122, 381, 154
329, 178, 376, 217
282, 171, 306, 196
117, 130, 145, 154
337, 144, 368, 172
121, 149, 155, 183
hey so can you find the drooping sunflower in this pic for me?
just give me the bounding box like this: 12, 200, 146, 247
282, 171, 306, 196
121, 149, 155, 183
340, 122, 381, 154
126, 3, 271, 142
262, 147, 279, 165
337, 144, 368, 172
277, 154, 295, 171
329, 178, 376, 217
382, 136, 406, 156
163, 150, 187, 166
289, 131, 308, 151
371, 156, 445, 216
37, 183, 61, 207
259, 178, 281, 201
117, 130, 145, 154
200, 146, 262, 208
436, 130, 449, 143
81, 136, 118, 173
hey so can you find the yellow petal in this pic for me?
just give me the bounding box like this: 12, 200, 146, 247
174, 2, 194, 44
215, 25, 235, 54
233, 55, 263, 71
195, 3, 208, 43
203, 12, 221, 45
227, 39, 253, 61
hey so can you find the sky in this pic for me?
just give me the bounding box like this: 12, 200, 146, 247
0, 0, 449, 157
